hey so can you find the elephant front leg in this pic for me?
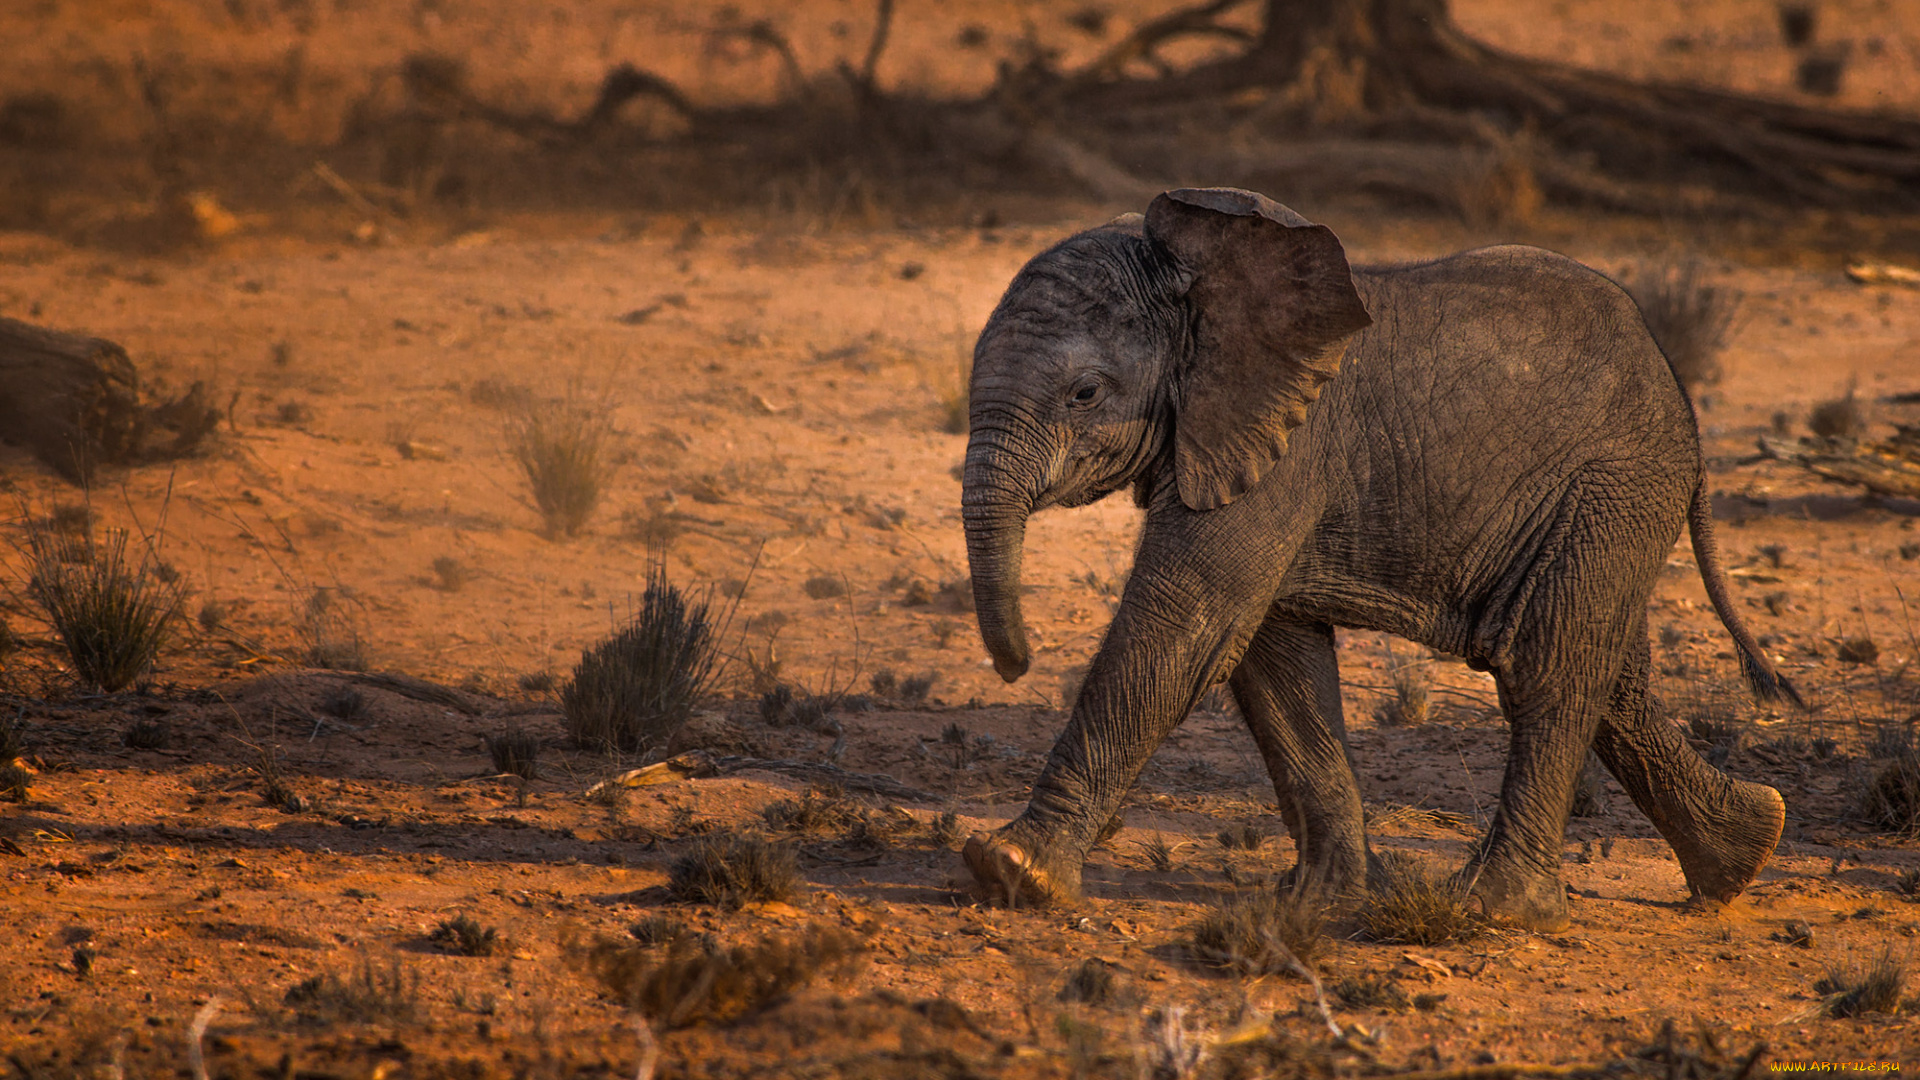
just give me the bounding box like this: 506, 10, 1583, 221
965, 591, 1258, 907
1231, 619, 1369, 900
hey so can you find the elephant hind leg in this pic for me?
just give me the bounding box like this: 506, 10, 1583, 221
1591, 628, 1784, 903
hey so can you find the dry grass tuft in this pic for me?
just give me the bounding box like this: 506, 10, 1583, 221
122, 718, 170, 750
570, 923, 861, 1028
1058, 957, 1122, 1005
284, 957, 420, 1026
1628, 260, 1740, 389
301, 587, 368, 671
429, 914, 501, 957
1359, 852, 1486, 946
1216, 825, 1267, 851
24, 527, 183, 692
1141, 832, 1176, 872
1837, 636, 1880, 665
930, 810, 963, 848
1815, 947, 1905, 1017
508, 395, 616, 538
1809, 389, 1866, 439
1189, 889, 1325, 977
562, 556, 722, 754
1377, 657, 1430, 728
629, 915, 686, 946
762, 785, 866, 834
484, 727, 541, 780
1859, 751, 1920, 835
669, 833, 801, 908
1333, 974, 1411, 1011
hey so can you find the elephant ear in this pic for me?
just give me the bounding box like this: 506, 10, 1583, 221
1145, 188, 1371, 511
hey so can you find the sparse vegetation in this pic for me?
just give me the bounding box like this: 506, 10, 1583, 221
507, 394, 616, 538
762, 785, 866, 833
122, 718, 169, 750
1809, 389, 1866, 439
1216, 825, 1267, 851
23, 527, 183, 692
758, 684, 836, 731
668, 833, 801, 908
570, 923, 861, 1028
1628, 260, 1740, 389
1141, 832, 1176, 872
1837, 635, 1880, 665
301, 587, 368, 671
1859, 750, 1920, 835
319, 685, 369, 722
1815, 946, 1905, 1017
1058, 957, 1122, 1005
1358, 852, 1485, 946
629, 915, 686, 946
561, 556, 722, 754
430, 914, 501, 956
802, 574, 847, 600
930, 810, 963, 848
1189, 889, 1325, 976
284, 957, 421, 1026
430, 555, 473, 591
518, 670, 556, 694
1377, 655, 1430, 727
484, 727, 541, 780
1333, 974, 1411, 1011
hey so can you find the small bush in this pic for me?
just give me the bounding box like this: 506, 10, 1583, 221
430, 915, 500, 957
1190, 889, 1325, 976
571, 923, 860, 1028
1837, 636, 1880, 665
758, 684, 834, 731
0, 715, 25, 763
1359, 853, 1484, 946
1059, 958, 1122, 1005
0, 763, 29, 802
284, 957, 420, 1026
899, 673, 935, 704
301, 587, 368, 671
319, 686, 369, 722
1333, 974, 1410, 1011
122, 719, 169, 750
1377, 661, 1429, 728
484, 728, 541, 780
669, 834, 801, 908
629, 915, 686, 946
1629, 261, 1740, 390
195, 598, 227, 632
1859, 751, 1920, 835
802, 575, 846, 600
430, 555, 473, 591
562, 557, 722, 754
1216, 825, 1267, 852
1893, 869, 1920, 897
1140, 833, 1176, 872
518, 670, 556, 694
1816, 947, 1905, 1017
762, 786, 865, 834
24, 527, 183, 692
508, 396, 616, 538
1809, 391, 1866, 439
930, 810, 963, 848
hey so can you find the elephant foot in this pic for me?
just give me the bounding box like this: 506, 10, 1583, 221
1461, 859, 1569, 932
963, 830, 1083, 908
1668, 779, 1785, 903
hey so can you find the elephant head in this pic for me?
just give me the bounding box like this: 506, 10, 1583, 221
963, 188, 1372, 682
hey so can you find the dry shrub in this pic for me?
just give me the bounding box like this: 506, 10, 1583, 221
1858, 751, 1920, 835
758, 684, 836, 731
24, 527, 183, 692
484, 727, 540, 780
122, 718, 169, 750
1189, 889, 1325, 976
1333, 974, 1411, 1011
1359, 852, 1485, 946
1628, 261, 1740, 389
1816, 946, 1905, 1017
1216, 825, 1267, 851
0, 763, 29, 802
762, 785, 868, 833
301, 587, 368, 671
284, 957, 420, 1027
429, 914, 500, 957
669, 833, 801, 908
930, 810, 963, 848
1378, 661, 1430, 728
571, 923, 861, 1028
1140, 832, 1176, 872
1809, 390, 1865, 439
0, 715, 26, 763
1058, 957, 1123, 1005
562, 556, 721, 754
1837, 636, 1880, 665
508, 395, 616, 537
430, 555, 473, 591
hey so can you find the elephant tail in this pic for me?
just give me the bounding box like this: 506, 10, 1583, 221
1688, 476, 1806, 709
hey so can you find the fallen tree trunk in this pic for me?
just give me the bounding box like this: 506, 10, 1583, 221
0, 316, 221, 484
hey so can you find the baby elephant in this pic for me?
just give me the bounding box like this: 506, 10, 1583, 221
960, 187, 1791, 930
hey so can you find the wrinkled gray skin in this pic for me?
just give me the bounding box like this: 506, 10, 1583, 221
960, 187, 1790, 931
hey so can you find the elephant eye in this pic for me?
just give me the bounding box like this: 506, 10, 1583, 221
1068, 381, 1103, 408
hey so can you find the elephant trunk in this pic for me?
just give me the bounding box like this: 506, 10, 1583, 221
963, 440, 1040, 683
